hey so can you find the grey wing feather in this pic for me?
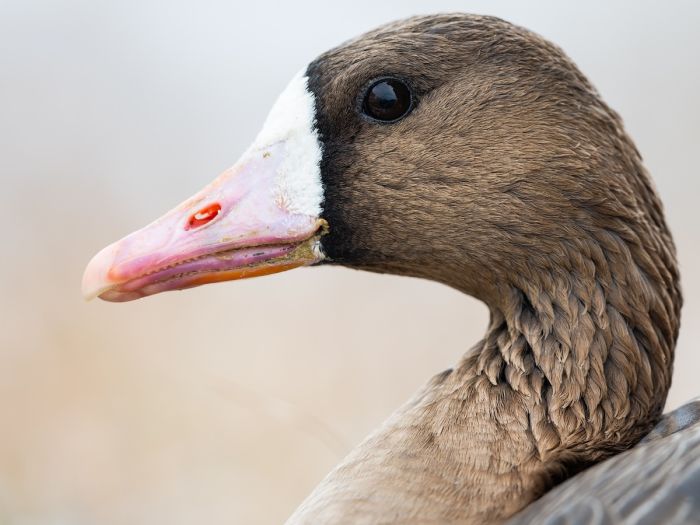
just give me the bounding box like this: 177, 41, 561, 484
507, 398, 700, 525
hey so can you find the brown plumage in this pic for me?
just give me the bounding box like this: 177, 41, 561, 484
292, 14, 684, 523
84, 13, 697, 525
507, 399, 700, 524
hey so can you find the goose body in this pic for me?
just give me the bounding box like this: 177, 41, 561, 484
83, 14, 698, 524
508, 400, 700, 524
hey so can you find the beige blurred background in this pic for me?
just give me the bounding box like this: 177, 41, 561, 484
1, 1, 698, 523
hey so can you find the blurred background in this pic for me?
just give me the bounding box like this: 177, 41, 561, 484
1, 1, 699, 523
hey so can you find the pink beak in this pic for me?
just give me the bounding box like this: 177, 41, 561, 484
82, 141, 326, 302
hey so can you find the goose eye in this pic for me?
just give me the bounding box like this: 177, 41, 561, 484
362, 78, 413, 122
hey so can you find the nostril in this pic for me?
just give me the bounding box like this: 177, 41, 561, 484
186, 203, 221, 230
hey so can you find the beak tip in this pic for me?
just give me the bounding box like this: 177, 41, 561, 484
82, 242, 119, 302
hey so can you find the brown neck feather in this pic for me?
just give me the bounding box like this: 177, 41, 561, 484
291, 198, 681, 524
293, 14, 682, 525
477, 224, 679, 455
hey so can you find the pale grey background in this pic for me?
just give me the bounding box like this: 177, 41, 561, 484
1, 1, 698, 523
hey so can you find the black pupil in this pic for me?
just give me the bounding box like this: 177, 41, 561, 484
364, 79, 411, 122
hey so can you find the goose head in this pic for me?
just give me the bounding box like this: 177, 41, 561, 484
82, 16, 681, 516
82, 15, 678, 311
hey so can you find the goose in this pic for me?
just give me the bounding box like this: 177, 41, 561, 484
82, 14, 700, 524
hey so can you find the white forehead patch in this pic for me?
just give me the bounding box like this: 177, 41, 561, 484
245, 70, 324, 217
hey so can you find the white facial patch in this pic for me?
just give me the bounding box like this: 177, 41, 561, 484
243, 70, 324, 217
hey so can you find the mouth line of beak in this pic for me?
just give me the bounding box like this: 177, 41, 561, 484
140, 240, 299, 284
97, 221, 328, 302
